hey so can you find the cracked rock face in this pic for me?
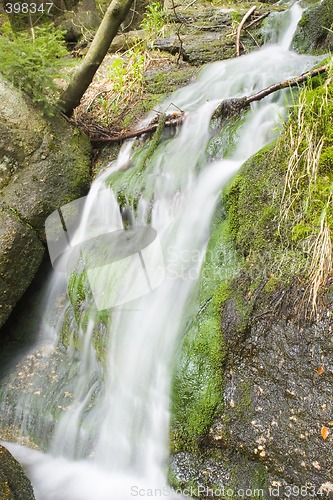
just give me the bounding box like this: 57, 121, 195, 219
214, 286, 333, 490
0, 77, 91, 329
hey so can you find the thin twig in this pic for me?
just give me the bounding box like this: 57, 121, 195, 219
184, 0, 198, 10
171, 0, 184, 64
245, 11, 269, 30
245, 29, 260, 49
236, 5, 257, 56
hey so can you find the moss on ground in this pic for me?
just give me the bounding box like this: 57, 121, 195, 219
144, 65, 197, 95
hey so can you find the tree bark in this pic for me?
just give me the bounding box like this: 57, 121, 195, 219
59, 0, 135, 116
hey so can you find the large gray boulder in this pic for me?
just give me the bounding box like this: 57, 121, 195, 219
0, 77, 91, 328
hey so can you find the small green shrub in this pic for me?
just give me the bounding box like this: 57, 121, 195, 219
0, 22, 69, 113
107, 48, 145, 94
96, 48, 146, 125
140, 2, 167, 41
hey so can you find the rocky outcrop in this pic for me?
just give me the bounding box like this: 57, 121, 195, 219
0, 444, 35, 499
171, 63, 333, 494
0, 77, 91, 329
214, 279, 333, 491
293, 0, 333, 52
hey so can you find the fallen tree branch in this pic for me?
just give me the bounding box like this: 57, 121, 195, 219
236, 5, 257, 56
90, 64, 329, 143
91, 112, 185, 143
212, 63, 329, 119
246, 63, 328, 104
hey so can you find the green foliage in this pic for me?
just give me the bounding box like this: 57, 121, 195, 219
140, 2, 167, 41
222, 67, 333, 313
170, 218, 240, 452
0, 22, 69, 113
107, 49, 145, 94
97, 48, 146, 125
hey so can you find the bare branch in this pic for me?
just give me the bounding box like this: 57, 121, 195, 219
236, 6, 257, 57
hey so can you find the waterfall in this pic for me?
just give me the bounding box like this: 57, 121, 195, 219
1, 4, 324, 499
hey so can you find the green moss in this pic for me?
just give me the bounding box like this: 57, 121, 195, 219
208, 114, 247, 159
144, 66, 197, 95
223, 141, 283, 257
170, 216, 240, 452
106, 123, 176, 211
222, 70, 333, 289
63, 266, 111, 365
217, 69, 333, 324
105, 144, 154, 209
293, 0, 333, 53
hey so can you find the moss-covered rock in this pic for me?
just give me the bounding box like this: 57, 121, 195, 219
153, 4, 272, 65
0, 76, 91, 328
293, 0, 333, 53
0, 445, 35, 499
0, 77, 91, 236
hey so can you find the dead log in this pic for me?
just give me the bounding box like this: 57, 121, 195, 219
245, 64, 328, 104
90, 63, 329, 143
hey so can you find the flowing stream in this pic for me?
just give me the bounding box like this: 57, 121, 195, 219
0, 5, 324, 499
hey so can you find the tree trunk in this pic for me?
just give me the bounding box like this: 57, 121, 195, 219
59, 0, 135, 116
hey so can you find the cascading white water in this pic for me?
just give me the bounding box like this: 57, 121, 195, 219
1, 5, 325, 499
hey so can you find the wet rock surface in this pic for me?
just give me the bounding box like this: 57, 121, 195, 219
171, 283, 333, 496
171, 449, 268, 496
293, 0, 333, 53
0, 444, 35, 499
0, 212, 44, 333
215, 284, 333, 490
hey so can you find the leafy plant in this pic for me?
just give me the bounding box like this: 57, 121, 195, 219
94, 48, 146, 125
107, 48, 145, 95
0, 22, 70, 113
140, 1, 167, 41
